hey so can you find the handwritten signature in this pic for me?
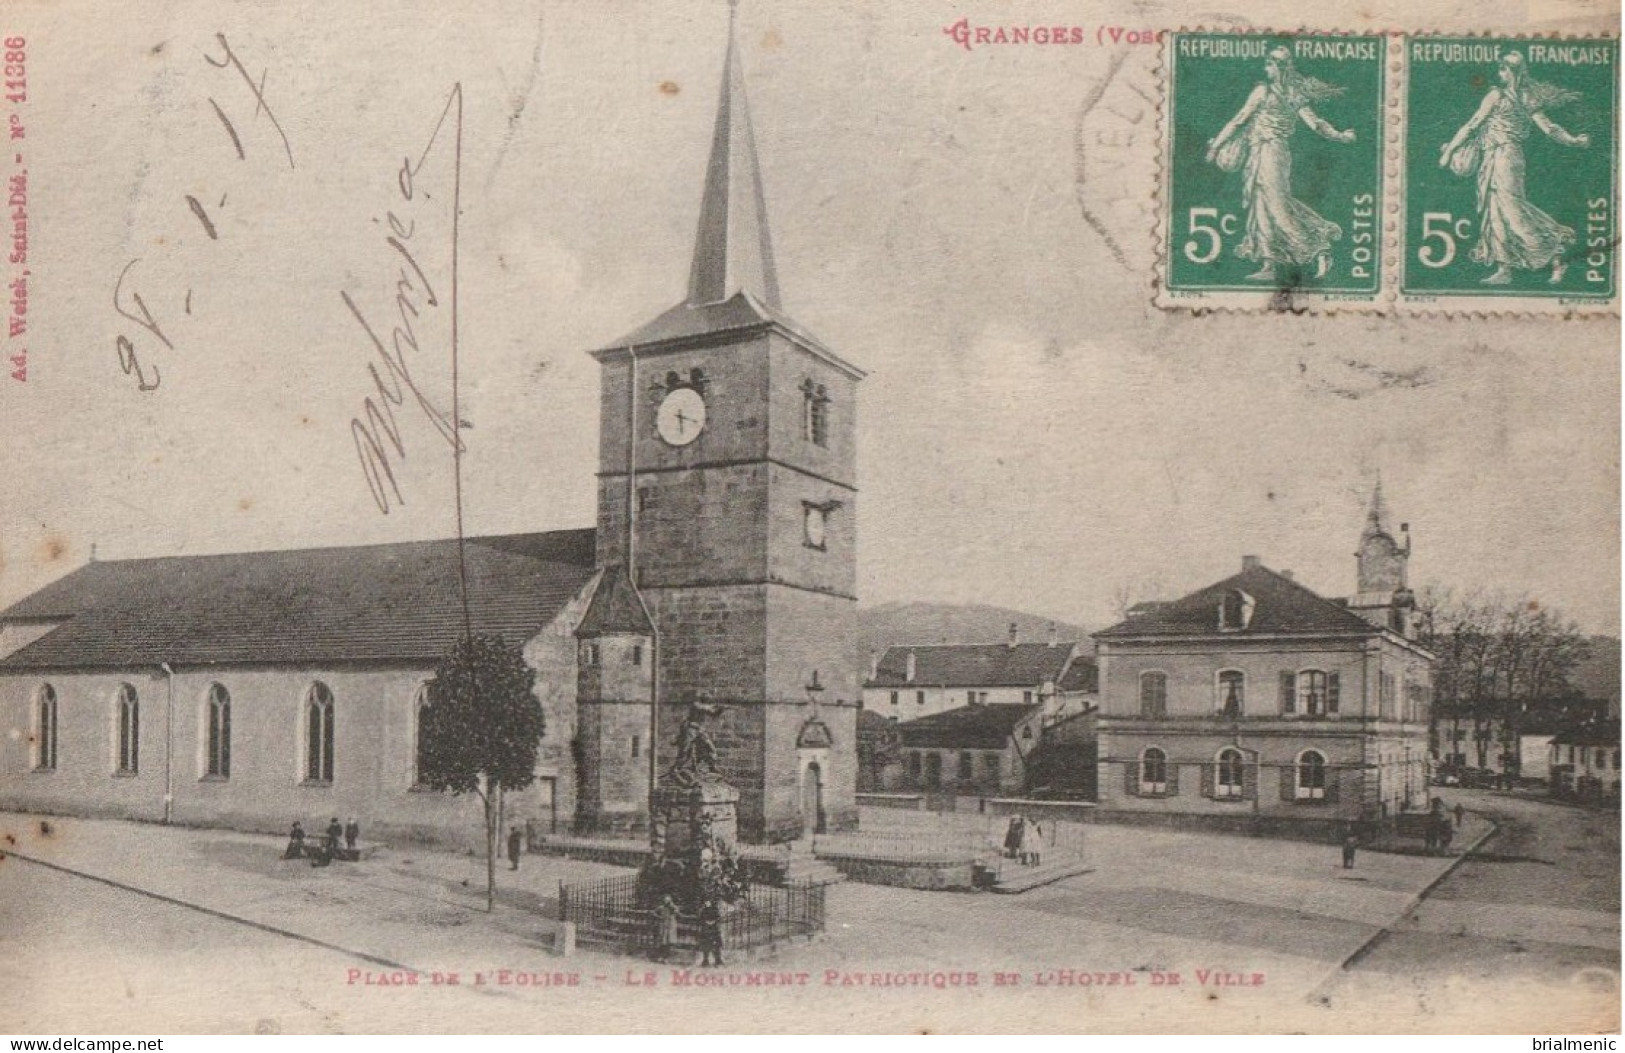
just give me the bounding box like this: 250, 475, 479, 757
342, 84, 465, 515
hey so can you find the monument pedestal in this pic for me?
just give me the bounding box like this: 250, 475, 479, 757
650, 776, 739, 862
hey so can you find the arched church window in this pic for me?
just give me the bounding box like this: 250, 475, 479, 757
801, 379, 829, 447
304, 682, 335, 784
206, 683, 231, 778
115, 683, 139, 775
34, 683, 57, 771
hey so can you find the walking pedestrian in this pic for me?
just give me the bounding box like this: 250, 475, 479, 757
1341, 830, 1358, 869
344, 817, 360, 853
1027, 819, 1044, 867
1453, 802, 1465, 829
283, 821, 306, 860
1003, 815, 1023, 860
507, 826, 523, 871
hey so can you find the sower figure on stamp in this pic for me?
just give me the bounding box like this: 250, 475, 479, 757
1440, 52, 1589, 285
1205, 47, 1356, 282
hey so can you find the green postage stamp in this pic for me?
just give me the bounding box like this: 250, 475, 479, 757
1401, 37, 1620, 309
1160, 33, 1387, 310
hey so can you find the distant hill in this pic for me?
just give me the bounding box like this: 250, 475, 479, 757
858, 602, 1092, 666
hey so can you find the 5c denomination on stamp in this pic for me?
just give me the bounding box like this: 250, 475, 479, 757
1401, 37, 1619, 312
1159, 33, 1386, 311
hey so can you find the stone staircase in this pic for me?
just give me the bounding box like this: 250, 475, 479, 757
741, 839, 845, 887
988, 851, 1091, 893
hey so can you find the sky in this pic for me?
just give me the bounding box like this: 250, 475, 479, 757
1, 0, 1619, 634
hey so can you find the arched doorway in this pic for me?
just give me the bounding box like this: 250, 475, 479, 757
802, 762, 826, 836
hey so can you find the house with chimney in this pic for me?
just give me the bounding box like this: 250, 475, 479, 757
1093, 486, 1435, 837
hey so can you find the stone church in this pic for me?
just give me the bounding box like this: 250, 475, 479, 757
0, 10, 862, 846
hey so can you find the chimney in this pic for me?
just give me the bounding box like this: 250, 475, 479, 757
868, 651, 879, 680
905, 650, 916, 683
1008, 622, 1019, 648
1242, 555, 1262, 571
1047, 622, 1058, 647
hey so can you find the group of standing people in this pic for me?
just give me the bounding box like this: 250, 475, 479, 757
283, 817, 361, 866
1002, 814, 1046, 867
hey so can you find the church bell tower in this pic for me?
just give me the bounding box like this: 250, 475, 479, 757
585, 1, 864, 842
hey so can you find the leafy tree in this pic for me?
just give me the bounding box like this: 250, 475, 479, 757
418, 634, 543, 911
1417, 587, 1587, 774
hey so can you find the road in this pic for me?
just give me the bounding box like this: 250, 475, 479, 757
0, 857, 504, 1033
1318, 789, 1620, 1033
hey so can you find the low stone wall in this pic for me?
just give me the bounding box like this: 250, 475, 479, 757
1085, 808, 1345, 843
815, 851, 976, 890
981, 798, 1098, 825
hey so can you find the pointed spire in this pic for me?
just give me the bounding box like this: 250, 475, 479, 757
1362, 475, 1392, 540
687, 0, 782, 308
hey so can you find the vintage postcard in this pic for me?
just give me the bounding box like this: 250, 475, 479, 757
0, 0, 1618, 1037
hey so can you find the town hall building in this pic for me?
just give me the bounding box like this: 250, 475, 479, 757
1093, 486, 1435, 837
0, 7, 863, 847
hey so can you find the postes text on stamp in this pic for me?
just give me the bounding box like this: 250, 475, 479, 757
1160, 33, 1386, 310
1402, 36, 1619, 310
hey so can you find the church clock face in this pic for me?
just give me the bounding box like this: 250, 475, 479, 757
655, 387, 707, 446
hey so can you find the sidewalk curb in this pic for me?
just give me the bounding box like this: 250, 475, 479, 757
0, 846, 419, 974
1304, 817, 1501, 1005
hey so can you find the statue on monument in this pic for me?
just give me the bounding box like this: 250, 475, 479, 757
666, 701, 724, 788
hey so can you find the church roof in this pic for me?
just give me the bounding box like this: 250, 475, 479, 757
0, 529, 598, 669
1094, 563, 1378, 639
867, 642, 1076, 690
575, 564, 654, 638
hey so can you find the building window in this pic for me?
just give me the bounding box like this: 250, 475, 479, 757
1296, 670, 1340, 717
1215, 747, 1245, 799
304, 682, 335, 784
890, 691, 899, 706
115, 683, 139, 775
1217, 670, 1244, 717
636, 487, 658, 512
958, 751, 973, 781
629, 644, 644, 667
916, 691, 925, 706
1219, 589, 1254, 630
582, 643, 601, 667
632, 735, 641, 759
907, 752, 922, 780
801, 379, 830, 447
1139, 672, 1167, 718
1140, 747, 1168, 794
410, 683, 430, 787
924, 752, 942, 789
1295, 750, 1327, 800
33, 683, 57, 771
1023, 691, 1034, 704
206, 683, 231, 779
983, 753, 1001, 783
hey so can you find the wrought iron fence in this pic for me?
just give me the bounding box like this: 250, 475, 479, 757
559, 873, 826, 954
